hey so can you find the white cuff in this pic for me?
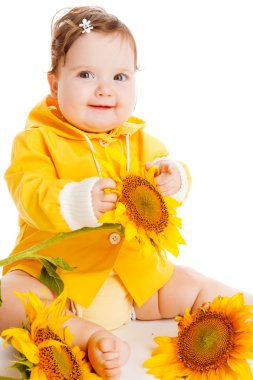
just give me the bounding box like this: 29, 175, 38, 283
152, 157, 189, 203
170, 161, 189, 202
59, 177, 102, 230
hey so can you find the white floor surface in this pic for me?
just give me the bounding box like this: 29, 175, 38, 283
0, 320, 176, 379
0, 319, 252, 379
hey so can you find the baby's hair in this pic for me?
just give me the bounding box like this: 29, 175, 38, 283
49, 6, 138, 74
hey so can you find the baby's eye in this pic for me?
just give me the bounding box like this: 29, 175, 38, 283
79, 71, 94, 79
114, 73, 127, 81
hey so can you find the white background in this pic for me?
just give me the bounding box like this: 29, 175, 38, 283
0, 1, 252, 294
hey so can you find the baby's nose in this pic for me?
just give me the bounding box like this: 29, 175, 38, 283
95, 83, 112, 97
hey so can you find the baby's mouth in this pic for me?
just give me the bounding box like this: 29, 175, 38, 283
88, 104, 114, 110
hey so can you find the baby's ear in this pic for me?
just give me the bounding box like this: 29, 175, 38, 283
47, 73, 58, 98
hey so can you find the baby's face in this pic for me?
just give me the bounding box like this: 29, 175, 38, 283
49, 32, 137, 133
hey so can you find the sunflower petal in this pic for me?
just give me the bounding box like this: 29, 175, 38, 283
144, 353, 171, 367
2, 328, 39, 364
125, 221, 138, 241
154, 336, 173, 345
30, 366, 48, 380
115, 202, 126, 218
227, 357, 253, 379
98, 210, 115, 223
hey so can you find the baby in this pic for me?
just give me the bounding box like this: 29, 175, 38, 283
1, 7, 252, 380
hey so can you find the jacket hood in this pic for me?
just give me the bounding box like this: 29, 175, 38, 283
25, 95, 146, 141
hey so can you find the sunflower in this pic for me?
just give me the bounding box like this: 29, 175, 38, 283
144, 293, 253, 379
1, 291, 101, 379
98, 147, 185, 258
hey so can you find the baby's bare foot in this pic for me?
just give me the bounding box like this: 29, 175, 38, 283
88, 330, 130, 380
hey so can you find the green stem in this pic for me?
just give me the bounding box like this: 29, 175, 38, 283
0, 377, 22, 380
0, 223, 124, 268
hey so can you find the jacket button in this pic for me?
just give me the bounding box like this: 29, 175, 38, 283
109, 232, 121, 245
99, 139, 109, 147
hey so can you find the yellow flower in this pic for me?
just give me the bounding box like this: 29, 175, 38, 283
98, 147, 185, 258
2, 291, 101, 379
144, 293, 253, 379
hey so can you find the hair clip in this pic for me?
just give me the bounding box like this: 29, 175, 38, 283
79, 18, 93, 33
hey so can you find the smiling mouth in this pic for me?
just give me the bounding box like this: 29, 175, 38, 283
88, 105, 114, 110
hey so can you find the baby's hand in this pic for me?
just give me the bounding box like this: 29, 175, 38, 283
92, 178, 117, 219
146, 160, 181, 197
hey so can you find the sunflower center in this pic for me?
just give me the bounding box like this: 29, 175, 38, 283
34, 327, 83, 379
178, 311, 234, 371
121, 174, 168, 233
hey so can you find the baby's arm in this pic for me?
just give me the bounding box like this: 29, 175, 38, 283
5, 131, 118, 232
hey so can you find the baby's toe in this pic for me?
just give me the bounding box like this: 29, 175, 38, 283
103, 357, 120, 369
102, 351, 119, 361
98, 337, 118, 353
103, 367, 121, 379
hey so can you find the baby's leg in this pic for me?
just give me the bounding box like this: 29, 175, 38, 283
0, 271, 129, 380
135, 265, 253, 320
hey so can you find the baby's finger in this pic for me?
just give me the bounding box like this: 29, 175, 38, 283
145, 161, 153, 170
155, 173, 172, 187
98, 201, 116, 213
98, 178, 117, 191
159, 162, 172, 174
157, 184, 170, 196
100, 191, 118, 203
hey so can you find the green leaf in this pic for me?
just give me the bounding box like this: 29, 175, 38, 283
10, 363, 30, 379
46, 256, 76, 271
0, 377, 22, 380
39, 259, 64, 295
10, 359, 33, 369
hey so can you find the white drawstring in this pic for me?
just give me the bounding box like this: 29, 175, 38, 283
84, 133, 130, 175
83, 134, 102, 177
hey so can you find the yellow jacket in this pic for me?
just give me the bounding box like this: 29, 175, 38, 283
3, 96, 189, 307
